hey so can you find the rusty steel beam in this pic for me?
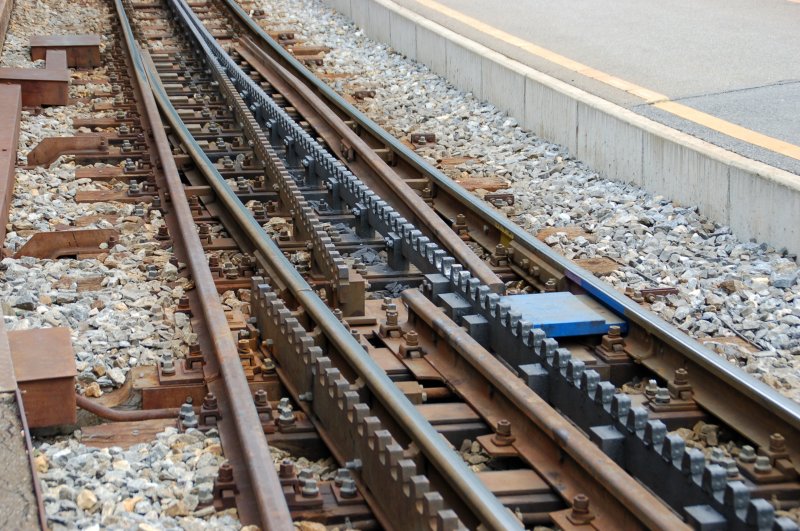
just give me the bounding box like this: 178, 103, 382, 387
113, 1, 294, 528
401, 288, 687, 531
0, 84, 20, 249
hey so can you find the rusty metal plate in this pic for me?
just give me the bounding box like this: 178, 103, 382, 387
0, 67, 70, 106
477, 469, 551, 496
26, 134, 108, 167
8, 327, 77, 427
81, 419, 176, 448
30, 34, 102, 68
14, 228, 119, 259
45, 49, 68, 70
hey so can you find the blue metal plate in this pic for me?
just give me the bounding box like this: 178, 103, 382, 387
500, 292, 626, 338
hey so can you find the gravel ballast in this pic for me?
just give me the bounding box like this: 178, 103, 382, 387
244, 0, 800, 402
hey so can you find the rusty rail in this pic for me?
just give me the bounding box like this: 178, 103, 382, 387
113, 1, 294, 528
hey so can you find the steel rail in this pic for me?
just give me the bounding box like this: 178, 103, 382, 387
402, 288, 688, 531
219, 0, 800, 459
144, 1, 524, 526
113, 1, 294, 528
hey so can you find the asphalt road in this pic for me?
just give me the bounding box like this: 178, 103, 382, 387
391, 0, 800, 174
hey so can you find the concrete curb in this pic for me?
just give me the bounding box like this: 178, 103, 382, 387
326, 0, 799, 254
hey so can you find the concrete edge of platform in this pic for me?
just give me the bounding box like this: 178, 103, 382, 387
326, 0, 800, 254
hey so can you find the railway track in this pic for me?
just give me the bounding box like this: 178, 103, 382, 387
2, 0, 799, 528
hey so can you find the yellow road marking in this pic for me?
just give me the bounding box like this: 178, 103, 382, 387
413, 0, 800, 161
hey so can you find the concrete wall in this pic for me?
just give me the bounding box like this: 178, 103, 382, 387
325, 0, 800, 255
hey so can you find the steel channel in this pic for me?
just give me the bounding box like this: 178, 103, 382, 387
402, 288, 688, 530
146, 3, 523, 526
220, 0, 800, 457
113, 1, 294, 528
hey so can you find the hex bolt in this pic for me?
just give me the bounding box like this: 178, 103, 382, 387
673, 368, 689, 386
722, 458, 740, 479
278, 408, 295, 427
298, 391, 313, 402
237, 339, 251, 354
279, 459, 295, 478
404, 330, 419, 347
301, 478, 319, 498
156, 226, 169, 240
121, 140, 132, 153
381, 297, 392, 310
118, 124, 130, 135
340, 478, 357, 499
544, 278, 557, 292
160, 354, 176, 376
128, 180, 140, 195
345, 459, 363, 472
738, 445, 757, 463
334, 468, 351, 486
333, 308, 344, 322
179, 398, 194, 421
654, 387, 671, 404
202, 393, 217, 410
570, 494, 593, 524
217, 462, 234, 483
754, 455, 773, 474
710, 448, 725, 464
769, 433, 786, 453
181, 409, 198, 430
254, 389, 268, 406
278, 397, 290, 410
493, 419, 515, 446
608, 325, 621, 337
263, 357, 276, 372
297, 469, 313, 482
644, 379, 658, 397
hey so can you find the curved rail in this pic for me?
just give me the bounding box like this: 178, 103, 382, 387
113, 1, 294, 528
